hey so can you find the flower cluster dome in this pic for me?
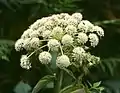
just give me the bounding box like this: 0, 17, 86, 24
15, 12, 104, 69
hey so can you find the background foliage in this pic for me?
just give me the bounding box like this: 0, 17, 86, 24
1, 0, 120, 93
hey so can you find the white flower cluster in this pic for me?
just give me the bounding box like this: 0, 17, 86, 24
56, 55, 70, 68
47, 39, 60, 51
72, 47, 86, 64
20, 55, 31, 70
15, 12, 104, 69
39, 51, 52, 64
89, 33, 99, 47
62, 34, 73, 46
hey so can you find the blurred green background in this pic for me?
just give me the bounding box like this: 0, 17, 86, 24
1, 0, 120, 93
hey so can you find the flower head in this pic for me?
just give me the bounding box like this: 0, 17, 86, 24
29, 37, 40, 49
52, 26, 64, 40
47, 39, 60, 51
29, 30, 40, 38
59, 13, 70, 20
58, 19, 67, 28
65, 25, 77, 35
44, 20, 55, 30
42, 30, 51, 39
89, 33, 99, 47
21, 29, 33, 39
23, 38, 32, 51
39, 51, 52, 64
77, 32, 88, 44
67, 18, 78, 27
72, 47, 86, 62
78, 20, 94, 33
56, 55, 70, 68
20, 55, 31, 70
92, 26, 104, 37
72, 13, 83, 23
30, 18, 47, 30
73, 47, 85, 54
62, 34, 73, 46
15, 39, 24, 51
37, 26, 46, 35
15, 12, 104, 70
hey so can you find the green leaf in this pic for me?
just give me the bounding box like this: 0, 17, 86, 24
99, 58, 120, 76
0, 40, 14, 62
59, 84, 80, 93
94, 19, 120, 25
46, 82, 54, 88
87, 81, 92, 87
70, 89, 85, 93
93, 81, 101, 88
32, 75, 55, 93
99, 87, 104, 91
14, 81, 32, 93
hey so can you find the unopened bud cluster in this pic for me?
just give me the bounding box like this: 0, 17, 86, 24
15, 12, 104, 69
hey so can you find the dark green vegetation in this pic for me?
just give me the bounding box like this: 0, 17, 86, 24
0, 0, 120, 93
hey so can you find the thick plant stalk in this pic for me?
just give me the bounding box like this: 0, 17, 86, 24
54, 69, 63, 93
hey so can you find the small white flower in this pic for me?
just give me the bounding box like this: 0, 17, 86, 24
37, 26, 46, 35
51, 26, 64, 40
29, 19, 41, 30
29, 37, 40, 49
21, 29, 33, 39
23, 38, 32, 51
64, 15, 71, 20
78, 22, 87, 33
65, 25, 77, 35
39, 17, 48, 26
83, 20, 94, 32
58, 19, 67, 28
50, 15, 59, 26
44, 20, 55, 30
29, 30, 40, 38
78, 21, 87, 33
56, 55, 70, 68
62, 34, 73, 46
78, 20, 94, 33
59, 13, 70, 20
20, 55, 31, 70
89, 33, 99, 47
42, 30, 51, 39
73, 47, 85, 54
67, 18, 78, 27
92, 26, 104, 37
15, 39, 24, 51
47, 39, 60, 51
38, 51, 52, 64
77, 32, 88, 44
30, 18, 47, 30
72, 13, 83, 23
72, 47, 86, 63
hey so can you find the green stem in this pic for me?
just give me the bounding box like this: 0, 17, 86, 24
60, 44, 63, 55
54, 69, 63, 93
27, 44, 47, 58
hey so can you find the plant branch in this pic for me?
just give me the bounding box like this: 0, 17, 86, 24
28, 44, 47, 58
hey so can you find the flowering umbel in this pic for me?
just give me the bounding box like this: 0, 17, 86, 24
15, 12, 104, 70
